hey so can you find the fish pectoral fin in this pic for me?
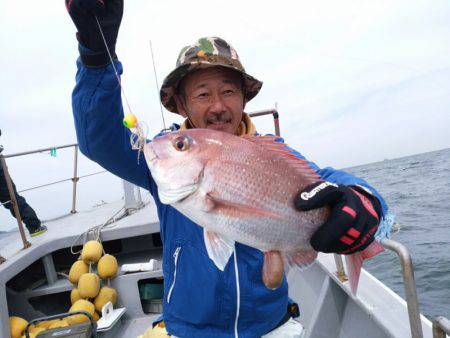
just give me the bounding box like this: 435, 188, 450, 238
206, 192, 282, 219
284, 249, 318, 272
204, 229, 235, 271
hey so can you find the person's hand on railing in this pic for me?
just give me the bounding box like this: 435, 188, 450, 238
65, 0, 123, 67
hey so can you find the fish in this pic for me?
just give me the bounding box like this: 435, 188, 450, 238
143, 129, 383, 294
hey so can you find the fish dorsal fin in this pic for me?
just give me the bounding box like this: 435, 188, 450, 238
243, 135, 320, 180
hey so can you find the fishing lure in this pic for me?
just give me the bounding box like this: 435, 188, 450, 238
123, 114, 148, 163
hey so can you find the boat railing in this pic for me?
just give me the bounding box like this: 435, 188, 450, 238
248, 108, 281, 136
2, 143, 108, 214
433, 316, 450, 338
333, 238, 424, 338
0, 143, 107, 253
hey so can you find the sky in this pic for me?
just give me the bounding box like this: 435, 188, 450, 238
1, 0, 450, 229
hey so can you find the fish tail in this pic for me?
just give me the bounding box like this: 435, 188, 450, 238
345, 241, 384, 294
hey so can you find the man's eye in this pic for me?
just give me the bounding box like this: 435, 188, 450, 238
223, 89, 238, 96
197, 93, 209, 99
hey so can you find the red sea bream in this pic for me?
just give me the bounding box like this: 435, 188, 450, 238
143, 129, 382, 293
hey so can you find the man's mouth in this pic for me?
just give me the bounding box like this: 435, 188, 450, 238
206, 120, 231, 130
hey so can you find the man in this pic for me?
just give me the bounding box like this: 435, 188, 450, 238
0, 131, 47, 237
66, 1, 390, 337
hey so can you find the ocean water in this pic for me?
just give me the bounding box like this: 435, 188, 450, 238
347, 147, 450, 320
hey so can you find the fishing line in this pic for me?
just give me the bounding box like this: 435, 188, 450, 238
94, 15, 134, 117
94, 14, 148, 162
149, 40, 167, 130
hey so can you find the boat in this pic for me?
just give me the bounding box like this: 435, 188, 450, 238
0, 109, 448, 338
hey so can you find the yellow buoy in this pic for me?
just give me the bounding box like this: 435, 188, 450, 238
81, 240, 103, 264
68, 299, 95, 325
36, 319, 60, 329
70, 288, 82, 304
94, 286, 117, 312
93, 311, 100, 322
78, 273, 100, 299
9, 316, 28, 338
123, 113, 138, 129
48, 319, 69, 329
30, 326, 46, 335
20, 333, 37, 338
97, 254, 118, 279
69, 260, 89, 284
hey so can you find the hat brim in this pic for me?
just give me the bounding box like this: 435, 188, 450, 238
160, 61, 263, 114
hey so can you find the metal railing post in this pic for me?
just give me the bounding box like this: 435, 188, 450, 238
433, 316, 450, 338
71, 145, 79, 214
380, 238, 423, 338
0, 155, 31, 249
273, 111, 281, 136
333, 254, 348, 282
248, 108, 280, 136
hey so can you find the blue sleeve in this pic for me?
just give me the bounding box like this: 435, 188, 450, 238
273, 137, 389, 217
71, 56, 157, 194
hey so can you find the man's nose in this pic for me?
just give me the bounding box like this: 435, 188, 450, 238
209, 92, 226, 113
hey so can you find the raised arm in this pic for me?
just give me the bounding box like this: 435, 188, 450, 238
66, 0, 155, 193
72, 58, 153, 191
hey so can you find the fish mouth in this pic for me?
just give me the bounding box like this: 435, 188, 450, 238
143, 143, 159, 164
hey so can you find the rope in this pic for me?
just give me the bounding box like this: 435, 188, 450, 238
68, 192, 152, 256
70, 205, 126, 255
17, 171, 107, 194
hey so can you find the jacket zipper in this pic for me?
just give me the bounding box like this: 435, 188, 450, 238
167, 246, 181, 304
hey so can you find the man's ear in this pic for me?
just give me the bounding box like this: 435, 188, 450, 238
174, 94, 188, 118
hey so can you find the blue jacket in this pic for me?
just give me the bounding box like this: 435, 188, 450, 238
71, 59, 388, 338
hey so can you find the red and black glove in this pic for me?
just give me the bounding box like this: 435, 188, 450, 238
65, 0, 123, 67
295, 182, 382, 254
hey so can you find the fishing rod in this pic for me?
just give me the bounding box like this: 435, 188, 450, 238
149, 40, 167, 131
148, 40, 197, 130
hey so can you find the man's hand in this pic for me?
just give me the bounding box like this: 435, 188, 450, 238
295, 182, 382, 254
65, 0, 123, 67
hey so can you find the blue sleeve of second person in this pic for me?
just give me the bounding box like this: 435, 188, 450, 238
71, 57, 156, 194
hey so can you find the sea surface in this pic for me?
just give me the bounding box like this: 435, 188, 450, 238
1, 148, 449, 321
347, 147, 450, 320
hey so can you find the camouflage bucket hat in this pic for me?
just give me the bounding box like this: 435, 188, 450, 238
160, 37, 263, 114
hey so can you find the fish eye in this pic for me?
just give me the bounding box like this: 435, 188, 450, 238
173, 136, 191, 151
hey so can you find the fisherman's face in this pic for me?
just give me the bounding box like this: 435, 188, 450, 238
174, 67, 245, 135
